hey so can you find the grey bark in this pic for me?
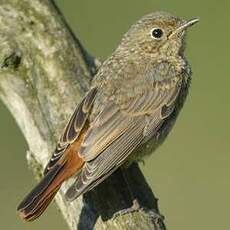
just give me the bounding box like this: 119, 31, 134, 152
0, 0, 166, 229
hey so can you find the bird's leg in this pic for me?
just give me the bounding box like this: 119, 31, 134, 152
113, 167, 141, 218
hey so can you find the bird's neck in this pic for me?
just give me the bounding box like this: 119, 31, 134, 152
115, 34, 188, 74
112, 47, 187, 77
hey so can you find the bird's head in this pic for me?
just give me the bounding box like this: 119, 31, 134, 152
117, 12, 199, 60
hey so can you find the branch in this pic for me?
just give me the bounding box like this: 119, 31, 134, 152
0, 0, 166, 229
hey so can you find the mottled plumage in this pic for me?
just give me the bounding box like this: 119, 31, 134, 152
17, 11, 199, 221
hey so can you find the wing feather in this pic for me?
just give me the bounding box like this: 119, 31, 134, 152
66, 117, 145, 200
44, 88, 97, 175
79, 104, 132, 161
65, 77, 183, 199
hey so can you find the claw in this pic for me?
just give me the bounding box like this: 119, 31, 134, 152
113, 199, 141, 219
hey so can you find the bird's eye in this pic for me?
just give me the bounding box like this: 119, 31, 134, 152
151, 28, 164, 39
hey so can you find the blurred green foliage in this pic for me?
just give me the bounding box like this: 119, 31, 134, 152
0, 0, 229, 229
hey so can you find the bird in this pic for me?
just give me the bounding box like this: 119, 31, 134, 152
17, 11, 199, 221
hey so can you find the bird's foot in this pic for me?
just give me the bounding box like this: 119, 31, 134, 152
113, 199, 141, 219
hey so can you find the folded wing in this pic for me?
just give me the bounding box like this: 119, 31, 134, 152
66, 77, 182, 200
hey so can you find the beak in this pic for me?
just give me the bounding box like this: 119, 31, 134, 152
168, 18, 199, 38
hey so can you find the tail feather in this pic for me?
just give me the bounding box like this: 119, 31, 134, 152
23, 186, 59, 221
17, 163, 65, 221
17, 139, 84, 221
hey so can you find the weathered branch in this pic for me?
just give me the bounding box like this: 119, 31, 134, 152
0, 0, 166, 229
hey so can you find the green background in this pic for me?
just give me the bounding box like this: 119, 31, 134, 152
0, 0, 229, 229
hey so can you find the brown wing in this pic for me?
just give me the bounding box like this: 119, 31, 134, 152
44, 88, 97, 175
65, 77, 182, 200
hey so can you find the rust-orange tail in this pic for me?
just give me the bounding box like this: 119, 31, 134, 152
17, 146, 84, 221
